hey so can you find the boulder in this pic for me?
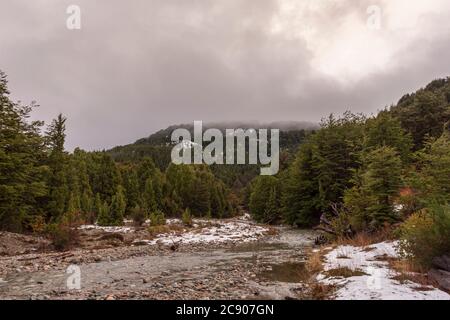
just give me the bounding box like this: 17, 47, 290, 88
432, 255, 450, 272
428, 268, 450, 292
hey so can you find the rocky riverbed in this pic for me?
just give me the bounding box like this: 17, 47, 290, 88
0, 218, 318, 300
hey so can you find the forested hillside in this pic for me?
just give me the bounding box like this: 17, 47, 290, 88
108, 122, 316, 188
248, 77, 450, 268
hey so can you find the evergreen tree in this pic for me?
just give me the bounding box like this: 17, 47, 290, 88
414, 126, 450, 203
67, 192, 81, 215
249, 176, 280, 223
96, 200, 111, 226
93, 193, 103, 219
0, 71, 47, 231
392, 89, 450, 149
123, 168, 140, 212
282, 141, 321, 227
191, 170, 211, 216
46, 114, 69, 220
93, 154, 121, 202
363, 111, 413, 163
344, 146, 403, 230
142, 177, 157, 214
313, 113, 365, 213
110, 186, 126, 225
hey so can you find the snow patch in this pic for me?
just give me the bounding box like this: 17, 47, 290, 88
78, 225, 134, 233
135, 220, 269, 246
318, 242, 450, 300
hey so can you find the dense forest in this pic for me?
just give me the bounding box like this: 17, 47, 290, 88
1, 68, 450, 267
0, 70, 241, 236
248, 77, 450, 267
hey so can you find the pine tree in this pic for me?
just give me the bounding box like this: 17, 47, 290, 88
67, 192, 81, 215
142, 178, 157, 214
46, 114, 70, 220
97, 200, 111, 226
282, 141, 321, 227
93, 193, 103, 221
137, 158, 163, 209
344, 146, 403, 230
0, 71, 47, 231
123, 168, 140, 212
313, 113, 365, 213
364, 111, 413, 163
414, 127, 450, 203
93, 153, 121, 202
110, 186, 126, 226
182, 208, 193, 227
249, 176, 280, 223
192, 173, 211, 216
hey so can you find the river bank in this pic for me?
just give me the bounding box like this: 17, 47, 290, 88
0, 218, 318, 300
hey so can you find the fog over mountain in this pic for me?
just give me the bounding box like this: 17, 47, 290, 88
1, 0, 450, 150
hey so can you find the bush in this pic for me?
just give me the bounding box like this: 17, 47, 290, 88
131, 205, 146, 227
182, 208, 193, 227
149, 210, 166, 227
398, 203, 450, 267
29, 215, 47, 235
46, 212, 80, 251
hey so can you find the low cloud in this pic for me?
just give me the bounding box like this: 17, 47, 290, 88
1, 0, 449, 150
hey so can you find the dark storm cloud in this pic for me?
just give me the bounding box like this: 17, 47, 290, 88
1, 0, 449, 150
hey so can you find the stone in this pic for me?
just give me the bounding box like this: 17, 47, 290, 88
432, 255, 450, 272
428, 268, 450, 292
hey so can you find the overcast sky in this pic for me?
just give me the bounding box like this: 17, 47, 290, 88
1, 0, 450, 150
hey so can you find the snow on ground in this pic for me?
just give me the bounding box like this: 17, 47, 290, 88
135, 219, 269, 246
78, 225, 134, 233
317, 242, 450, 300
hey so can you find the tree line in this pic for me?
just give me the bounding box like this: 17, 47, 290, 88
0, 70, 236, 233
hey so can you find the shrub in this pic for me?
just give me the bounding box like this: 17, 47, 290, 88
46, 212, 80, 251
149, 210, 166, 227
398, 203, 450, 267
131, 205, 146, 227
182, 208, 193, 227
29, 215, 47, 235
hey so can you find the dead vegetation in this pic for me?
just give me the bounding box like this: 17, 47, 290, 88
325, 267, 368, 278
305, 282, 336, 300
389, 259, 437, 288
334, 227, 394, 248
305, 249, 325, 274
298, 246, 338, 300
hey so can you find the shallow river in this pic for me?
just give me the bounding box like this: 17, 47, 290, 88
0, 228, 317, 300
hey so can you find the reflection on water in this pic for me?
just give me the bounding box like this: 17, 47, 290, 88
257, 262, 309, 283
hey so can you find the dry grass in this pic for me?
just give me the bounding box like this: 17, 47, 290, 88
306, 282, 336, 300
389, 259, 435, 287
300, 247, 339, 300
335, 227, 394, 248
306, 249, 325, 274
325, 267, 368, 278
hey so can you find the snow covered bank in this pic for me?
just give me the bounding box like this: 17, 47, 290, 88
317, 242, 450, 300
134, 219, 269, 246
78, 225, 134, 233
